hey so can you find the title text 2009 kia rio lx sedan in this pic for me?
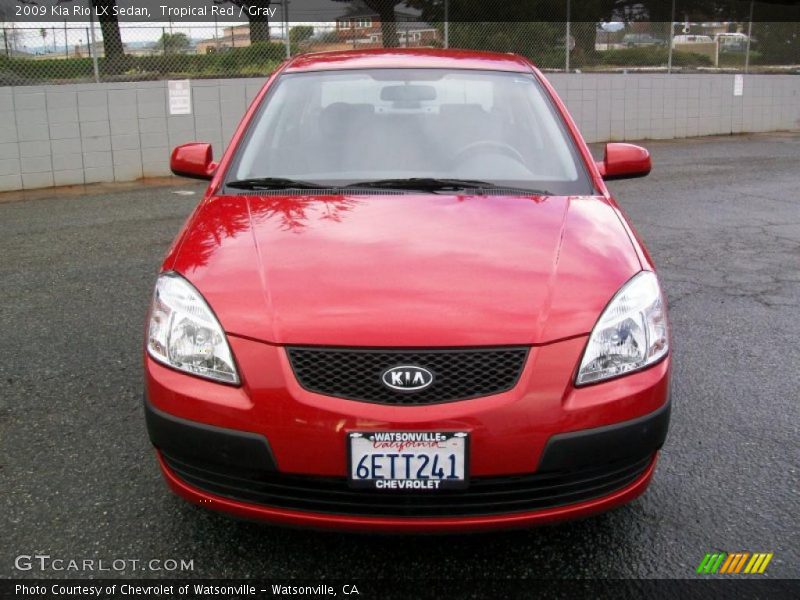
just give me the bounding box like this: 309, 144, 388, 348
144, 49, 670, 532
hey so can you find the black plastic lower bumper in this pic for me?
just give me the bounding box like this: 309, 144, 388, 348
537, 400, 670, 471
145, 394, 669, 516
144, 398, 278, 477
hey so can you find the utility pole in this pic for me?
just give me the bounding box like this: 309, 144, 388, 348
667, 0, 676, 73
443, 0, 449, 49
744, 0, 754, 73
284, 0, 291, 59
565, 0, 570, 73
89, 11, 100, 83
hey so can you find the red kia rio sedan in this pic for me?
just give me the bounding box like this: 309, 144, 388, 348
145, 49, 670, 532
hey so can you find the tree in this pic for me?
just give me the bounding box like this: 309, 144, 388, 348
215, 1, 272, 44
745, 2, 800, 65
334, 0, 403, 48
445, 22, 566, 68
1, 25, 22, 57
752, 22, 800, 65
55, 0, 125, 71
0, 1, 23, 57
624, 0, 754, 24
91, 1, 124, 67
159, 32, 191, 56
364, 0, 402, 48
408, 0, 618, 59
408, 0, 617, 55
569, 1, 618, 55
289, 25, 314, 46
616, 0, 757, 52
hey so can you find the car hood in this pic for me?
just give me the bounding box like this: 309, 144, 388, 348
169, 193, 641, 347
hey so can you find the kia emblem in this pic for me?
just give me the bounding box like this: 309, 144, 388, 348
381, 366, 434, 391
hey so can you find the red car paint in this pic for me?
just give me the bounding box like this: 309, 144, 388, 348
146, 49, 670, 532
169, 193, 641, 347
159, 453, 658, 533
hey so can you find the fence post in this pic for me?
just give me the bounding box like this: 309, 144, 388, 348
443, 0, 449, 49
284, 0, 291, 58
667, 0, 675, 73
744, 0, 754, 73
564, 0, 570, 73
88, 13, 100, 83
63, 21, 68, 57
3, 28, 8, 58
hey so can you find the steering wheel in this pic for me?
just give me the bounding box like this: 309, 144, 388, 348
452, 140, 526, 166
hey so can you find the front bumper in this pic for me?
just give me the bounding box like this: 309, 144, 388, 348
147, 397, 667, 532
157, 449, 659, 533
144, 334, 670, 532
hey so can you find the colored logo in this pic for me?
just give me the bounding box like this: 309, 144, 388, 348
697, 552, 774, 574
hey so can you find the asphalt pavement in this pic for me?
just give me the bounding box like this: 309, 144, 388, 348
1, 133, 798, 581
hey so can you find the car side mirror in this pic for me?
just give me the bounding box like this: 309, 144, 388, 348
170, 143, 217, 180
597, 143, 652, 181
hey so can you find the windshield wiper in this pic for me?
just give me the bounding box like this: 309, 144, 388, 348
225, 177, 329, 190
226, 176, 550, 195
346, 178, 549, 195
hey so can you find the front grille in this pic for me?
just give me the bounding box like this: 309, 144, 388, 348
163, 453, 653, 518
286, 347, 529, 405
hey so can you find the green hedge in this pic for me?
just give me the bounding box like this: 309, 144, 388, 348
0, 43, 285, 84
514, 46, 714, 69
0, 56, 95, 82
0, 42, 723, 85
132, 42, 285, 75
596, 47, 713, 68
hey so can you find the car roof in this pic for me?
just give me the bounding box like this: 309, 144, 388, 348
284, 48, 534, 74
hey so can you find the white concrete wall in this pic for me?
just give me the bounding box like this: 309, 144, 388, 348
0, 78, 268, 192
0, 73, 798, 192
546, 73, 800, 143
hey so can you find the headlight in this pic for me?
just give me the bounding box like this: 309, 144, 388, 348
576, 271, 668, 385
146, 273, 240, 384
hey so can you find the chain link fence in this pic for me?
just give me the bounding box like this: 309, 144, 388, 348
1, 5, 798, 85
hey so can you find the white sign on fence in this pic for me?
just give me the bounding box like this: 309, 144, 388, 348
734, 74, 744, 97
168, 80, 192, 115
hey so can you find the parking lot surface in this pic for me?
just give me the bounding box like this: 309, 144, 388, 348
1, 134, 798, 580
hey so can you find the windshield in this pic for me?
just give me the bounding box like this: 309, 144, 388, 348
228, 68, 593, 195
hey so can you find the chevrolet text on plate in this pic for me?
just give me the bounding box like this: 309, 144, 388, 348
144, 48, 670, 533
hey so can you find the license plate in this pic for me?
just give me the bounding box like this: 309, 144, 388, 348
348, 431, 468, 490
